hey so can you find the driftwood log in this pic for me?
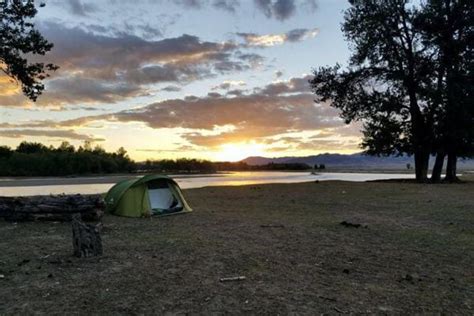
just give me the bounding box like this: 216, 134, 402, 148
72, 215, 103, 257
0, 194, 104, 222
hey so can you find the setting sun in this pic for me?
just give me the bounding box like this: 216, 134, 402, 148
214, 143, 265, 162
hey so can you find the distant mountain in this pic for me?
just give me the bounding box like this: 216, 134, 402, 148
241, 153, 474, 170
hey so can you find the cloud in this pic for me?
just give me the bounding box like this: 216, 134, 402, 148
44, 75, 343, 148
40, 24, 239, 76
0, 23, 264, 107
256, 74, 312, 95
161, 85, 182, 92
212, 80, 246, 90
64, 0, 97, 16
237, 28, 318, 47
1, 75, 358, 151
212, 0, 239, 12
253, 0, 318, 20
254, 0, 295, 20
0, 129, 104, 142
172, 0, 203, 9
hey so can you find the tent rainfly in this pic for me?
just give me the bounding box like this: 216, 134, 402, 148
105, 175, 192, 217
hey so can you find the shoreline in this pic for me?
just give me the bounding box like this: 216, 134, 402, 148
0, 170, 420, 187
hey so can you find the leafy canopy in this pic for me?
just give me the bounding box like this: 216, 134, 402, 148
0, 0, 58, 101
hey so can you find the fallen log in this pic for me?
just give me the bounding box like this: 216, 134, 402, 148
0, 194, 104, 222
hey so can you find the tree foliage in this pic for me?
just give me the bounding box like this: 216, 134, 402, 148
310, 0, 473, 182
0, 141, 135, 176
0, 0, 58, 101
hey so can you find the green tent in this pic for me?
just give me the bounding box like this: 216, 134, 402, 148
105, 175, 192, 217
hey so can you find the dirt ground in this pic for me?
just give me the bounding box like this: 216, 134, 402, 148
1, 179, 473, 314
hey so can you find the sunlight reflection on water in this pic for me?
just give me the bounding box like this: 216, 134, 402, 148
0, 171, 414, 196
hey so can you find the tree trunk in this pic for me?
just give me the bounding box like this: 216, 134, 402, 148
414, 150, 430, 182
431, 151, 445, 183
444, 152, 458, 182
71, 215, 103, 258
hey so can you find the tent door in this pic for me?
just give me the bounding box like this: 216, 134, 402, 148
147, 180, 183, 215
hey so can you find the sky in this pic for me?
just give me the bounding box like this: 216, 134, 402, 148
0, 0, 362, 162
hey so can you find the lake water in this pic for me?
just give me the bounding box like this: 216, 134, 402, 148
0, 171, 415, 196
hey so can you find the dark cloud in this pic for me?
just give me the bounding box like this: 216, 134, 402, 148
0, 129, 104, 142
172, 0, 203, 9
254, 0, 318, 20
256, 74, 312, 95
65, 0, 97, 16
254, 0, 293, 20
161, 85, 182, 92
273, 0, 296, 20
226, 89, 245, 96
1, 23, 264, 107
43, 76, 147, 106
212, 0, 239, 12
40, 24, 239, 75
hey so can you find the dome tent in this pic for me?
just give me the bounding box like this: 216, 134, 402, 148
105, 175, 192, 217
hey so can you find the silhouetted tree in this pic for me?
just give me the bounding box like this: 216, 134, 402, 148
0, 0, 58, 101
0, 141, 135, 176
310, 0, 435, 182
16, 141, 47, 153
417, 0, 473, 182
0, 145, 12, 156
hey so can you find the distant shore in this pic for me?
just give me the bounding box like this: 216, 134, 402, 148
1, 169, 472, 190
0, 173, 228, 187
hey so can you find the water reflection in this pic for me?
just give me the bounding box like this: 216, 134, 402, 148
0, 171, 414, 196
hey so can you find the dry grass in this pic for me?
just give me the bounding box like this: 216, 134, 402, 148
1, 178, 473, 314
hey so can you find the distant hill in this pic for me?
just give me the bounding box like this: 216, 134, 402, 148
241, 153, 474, 170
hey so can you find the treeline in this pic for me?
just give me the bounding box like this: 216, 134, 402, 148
0, 141, 134, 176
0, 142, 313, 176
139, 159, 217, 173
139, 159, 311, 173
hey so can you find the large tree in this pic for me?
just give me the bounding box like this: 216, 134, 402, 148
0, 0, 58, 101
310, 0, 435, 182
417, 0, 473, 182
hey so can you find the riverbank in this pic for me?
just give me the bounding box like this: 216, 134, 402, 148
1, 180, 473, 314
0, 173, 227, 187
0, 171, 420, 196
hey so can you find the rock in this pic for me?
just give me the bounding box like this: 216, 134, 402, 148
340, 221, 362, 228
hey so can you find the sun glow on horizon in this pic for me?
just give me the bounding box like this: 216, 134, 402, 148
214, 142, 266, 162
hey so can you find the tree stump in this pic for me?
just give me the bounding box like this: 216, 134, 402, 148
71, 215, 103, 258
